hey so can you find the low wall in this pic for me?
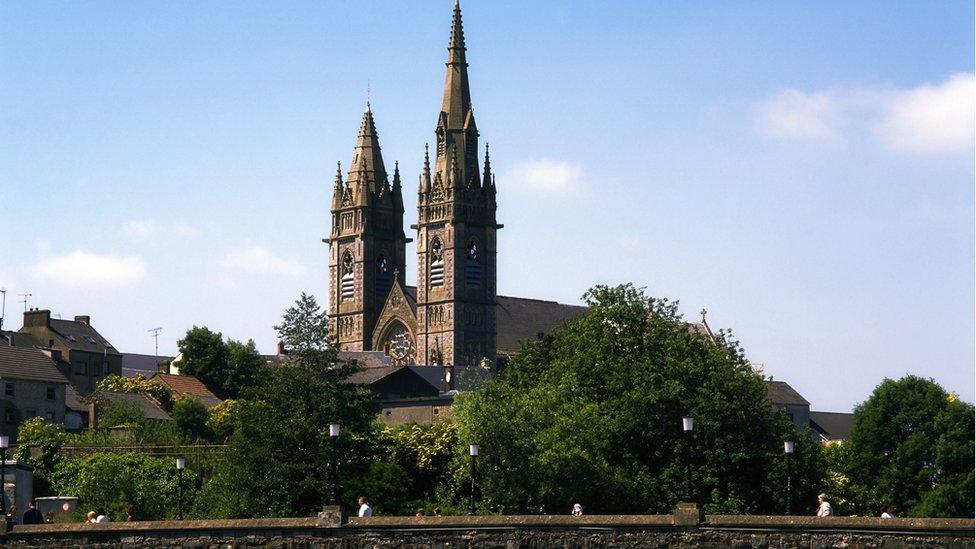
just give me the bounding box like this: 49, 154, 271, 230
4, 513, 973, 548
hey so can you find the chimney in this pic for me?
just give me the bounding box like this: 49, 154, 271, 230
40, 349, 63, 363
74, 315, 90, 325
276, 340, 287, 356
23, 309, 51, 328
88, 400, 99, 430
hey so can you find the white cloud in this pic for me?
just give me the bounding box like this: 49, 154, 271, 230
220, 245, 308, 277
755, 73, 975, 155
31, 251, 148, 286
506, 159, 583, 191
875, 73, 975, 155
755, 89, 843, 142
172, 223, 201, 238
122, 220, 161, 239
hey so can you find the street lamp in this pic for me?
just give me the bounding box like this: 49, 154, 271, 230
329, 423, 340, 506
682, 416, 694, 503
784, 440, 795, 515
0, 436, 8, 522
175, 456, 185, 520
468, 444, 479, 516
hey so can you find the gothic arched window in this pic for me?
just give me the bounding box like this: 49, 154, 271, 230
430, 239, 445, 287
376, 254, 392, 298
465, 239, 481, 286
340, 251, 354, 301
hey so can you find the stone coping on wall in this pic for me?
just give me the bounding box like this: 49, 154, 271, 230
7, 514, 973, 536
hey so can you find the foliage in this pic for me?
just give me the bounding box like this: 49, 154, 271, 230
52, 453, 198, 521
345, 461, 415, 516
14, 418, 69, 496
449, 284, 825, 514
192, 294, 381, 518
177, 326, 232, 397
842, 376, 974, 518
224, 339, 263, 398
172, 398, 211, 443
206, 399, 243, 443
99, 400, 146, 429
98, 374, 174, 411
380, 422, 458, 503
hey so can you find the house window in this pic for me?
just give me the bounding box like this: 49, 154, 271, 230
73, 362, 87, 375
46, 411, 55, 422
93, 361, 103, 377
66, 335, 77, 342
84, 336, 97, 345
3, 409, 14, 423
46, 387, 55, 401
4, 383, 13, 397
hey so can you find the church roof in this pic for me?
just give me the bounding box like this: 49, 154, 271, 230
765, 380, 810, 406
495, 295, 588, 356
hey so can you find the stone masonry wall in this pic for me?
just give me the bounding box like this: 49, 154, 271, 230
4, 514, 973, 549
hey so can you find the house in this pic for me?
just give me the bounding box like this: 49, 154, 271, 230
149, 373, 222, 407
810, 411, 854, 445
90, 390, 171, 427
0, 346, 70, 440
765, 380, 811, 433
122, 353, 173, 379
16, 309, 122, 394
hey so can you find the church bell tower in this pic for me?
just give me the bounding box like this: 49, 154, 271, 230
414, 1, 500, 367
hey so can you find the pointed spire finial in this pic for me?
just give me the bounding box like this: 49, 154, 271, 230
366, 80, 371, 109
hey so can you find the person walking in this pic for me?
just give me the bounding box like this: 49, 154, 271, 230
21, 500, 43, 525
881, 504, 894, 519
95, 508, 111, 523
357, 497, 372, 517
816, 493, 833, 517
571, 500, 583, 517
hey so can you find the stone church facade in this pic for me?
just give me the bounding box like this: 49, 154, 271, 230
327, 3, 583, 370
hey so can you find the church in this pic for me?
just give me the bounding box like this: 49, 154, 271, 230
325, 2, 586, 373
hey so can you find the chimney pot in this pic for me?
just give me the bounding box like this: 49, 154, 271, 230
74, 315, 90, 325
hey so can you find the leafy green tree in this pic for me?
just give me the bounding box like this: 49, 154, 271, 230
14, 418, 69, 496
206, 399, 243, 443
380, 422, 458, 504
100, 400, 147, 429
53, 453, 198, 520
843, 376, 974, 518
98, 374, 174, 411
172, 398, 211, 443
224, 339, 263, 398
194, 293, 380, 518
177, 326, 231, 397
449, 284, 824, 514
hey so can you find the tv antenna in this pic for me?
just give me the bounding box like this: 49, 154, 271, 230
149, 327, 162, 358
0, 288, 6, 331
18, 293, 31, 312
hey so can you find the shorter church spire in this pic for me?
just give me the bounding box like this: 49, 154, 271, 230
482, 142, 492, 190
419, 143, 432, 194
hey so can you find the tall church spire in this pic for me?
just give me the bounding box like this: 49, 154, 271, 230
440, 0, 472, 133
348, 102, 388, 196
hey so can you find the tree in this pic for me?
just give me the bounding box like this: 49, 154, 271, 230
194, 293, 380, 518
449, 284, 825, 514
98, 374, 174, 411
224, 339, 263, 398
172, 398, 210, 443
15, 418, 69, 496
843, 376, 974, 518
177, 326, 231, 397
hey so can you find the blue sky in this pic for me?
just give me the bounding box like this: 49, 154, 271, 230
1, 1, 972, 412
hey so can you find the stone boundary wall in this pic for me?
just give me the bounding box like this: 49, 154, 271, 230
4, 514, 973, 548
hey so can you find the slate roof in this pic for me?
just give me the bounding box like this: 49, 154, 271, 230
0, 331, 44, 348
810, 411, 854, 441
150, 373, 222, 407
122, 353, 172, 378
99, 391, 171, 422
495, 295, 588, 355
0, 346, 71, 384
765, 380, 810, 406
48, 319, 120, 355
338, 351, 391, 369
65, 385, 87, 412
347, 365, 401, 385
408, 365, 444, 391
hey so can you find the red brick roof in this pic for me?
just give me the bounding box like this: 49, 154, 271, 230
150, 373, 221, 407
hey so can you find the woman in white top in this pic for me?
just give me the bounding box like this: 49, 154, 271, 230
816, 494, 833, 517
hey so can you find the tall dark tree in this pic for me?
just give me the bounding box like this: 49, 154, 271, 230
842, 376, 974, 518
194, 293, 380, 518
224, 339, 262, 398
449, 284, 824, 514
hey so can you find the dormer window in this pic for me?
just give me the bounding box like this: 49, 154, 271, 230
430, 239, 445, 287
66, 335, 77, 342
84, 336, 97, 345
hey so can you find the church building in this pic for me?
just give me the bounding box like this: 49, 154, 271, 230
325, 2, 586, 372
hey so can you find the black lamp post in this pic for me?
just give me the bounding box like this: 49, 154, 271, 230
682, 416, 694, 503
784, 440, 795, 515
0, 435, 8, 522
329, 423, 340, 506
176, 456, 185, 520
468, 444, 479, 516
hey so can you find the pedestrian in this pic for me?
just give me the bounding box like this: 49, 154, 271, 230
86, 511, 97, 524
433, 507, 443, 517
7, 504, 18, 525
125, 505, 138, 521
816, 493, 833, 517
881, 504, 894, 519
415, 508, 426, 517
571, 500, 583, 517
95, 508, 111, 523
357, 496, 372, 517
22, 500, 43, 525
43, 512, 54, 524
